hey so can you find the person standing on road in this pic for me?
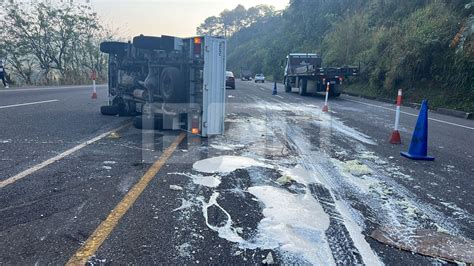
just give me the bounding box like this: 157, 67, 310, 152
0, 60, 9, 89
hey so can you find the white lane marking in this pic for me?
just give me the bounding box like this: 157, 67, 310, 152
0, 123, 131, 188
0, 85, 103, 93
275, 95, 284, 99
259, 87, 265, 91
344, 98, 474, 130
0, 99, 59, 109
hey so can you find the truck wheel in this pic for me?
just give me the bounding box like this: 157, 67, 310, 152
298, 79, 307, 96
285, 78, 291, 92
133, 115, 163, 130
160, 67, 185, 103
100, 41, 127, 55
100, 105, 119, 116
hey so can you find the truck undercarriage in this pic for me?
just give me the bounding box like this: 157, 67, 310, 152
99, 35, 226, 136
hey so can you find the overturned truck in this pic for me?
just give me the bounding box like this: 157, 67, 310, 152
99, 35, 226, 137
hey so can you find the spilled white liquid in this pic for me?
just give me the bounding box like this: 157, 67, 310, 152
248, 186, 335, 265
192, 155, 269, 174
197, 186, 335, 265
210, 143, 245, 151
198, 192, 246, 244
169, 172, 221, 188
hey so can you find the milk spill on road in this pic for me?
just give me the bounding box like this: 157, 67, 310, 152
192, 155, 270, 174
168, 172, 221, 188
178, 98, 468, 264
247, 185, 335, 265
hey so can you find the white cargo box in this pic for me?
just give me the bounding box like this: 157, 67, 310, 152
201, 36, 226, 137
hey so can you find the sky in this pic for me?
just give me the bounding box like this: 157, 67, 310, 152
92, 0, 289, 38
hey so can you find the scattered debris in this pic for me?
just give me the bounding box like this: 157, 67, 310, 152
262, 251, 274, 264
233, 250, 243, 256
172, 199, 193, 212
169, 172, 221, 188
371, 227, 474, 264
210, 143, 245, 151
107, 132, 120, 139
170, 185, 184, 191
193, 155, 269, 174
276, 175, 292, 185
342, 160, 372, 176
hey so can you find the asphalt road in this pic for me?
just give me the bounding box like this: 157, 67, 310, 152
0, 81, 472, 264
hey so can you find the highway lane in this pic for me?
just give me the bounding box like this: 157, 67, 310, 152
0, 81, 472, 264
253, 80, 474, 229
0, 85, 129, 179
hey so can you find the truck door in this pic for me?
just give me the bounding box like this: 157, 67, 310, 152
202, 36, 226, 137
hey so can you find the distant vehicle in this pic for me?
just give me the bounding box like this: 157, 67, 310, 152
99, 35, 226, 137
240, 69, 252, 81
226, 71, 235, 89
254, 73, 265, 83
283, 53, 358, 97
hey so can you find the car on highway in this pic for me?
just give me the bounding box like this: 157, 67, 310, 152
226, 71, 235, 89
254, 73, 265, 83
240, 69, 252, 81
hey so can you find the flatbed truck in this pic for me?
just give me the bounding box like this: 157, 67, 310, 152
283, 53, 358, 97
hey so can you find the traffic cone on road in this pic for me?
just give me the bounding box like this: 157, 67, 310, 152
91, 87, 97, 99
401, 100, 434, 161
272, 82, 277, 95
389, 130, 401, 144
322, 82, 330, 112
91, 70, 97, 99
390, 89, 403, 144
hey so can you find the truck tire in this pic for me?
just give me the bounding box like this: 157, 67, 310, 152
160, 67, 186, 103
284, 78, 292, 92
117, 99, 138, 117
299, 78, 307, 96
133, 115, 163, 130
100, 41, 127, 55
100, 105, 119, 116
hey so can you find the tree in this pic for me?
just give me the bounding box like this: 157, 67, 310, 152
0, 1, 111, 85
196, 5, 276, 37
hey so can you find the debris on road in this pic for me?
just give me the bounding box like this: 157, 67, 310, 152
262, 251, 274, 264
169, 172, 221, 188
172, 199, 193, 212
192, 155, 269, 174
169, 185, 184, 191
342, 160, 372, 176
276, 175, 292, 185
371, 227, 474, 264
107, 132, 121, 139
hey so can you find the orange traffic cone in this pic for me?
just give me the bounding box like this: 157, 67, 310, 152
91, 70, 97, 99
322, 104, 329, 112
322, 82, 330, 112
389, 89, 403, 144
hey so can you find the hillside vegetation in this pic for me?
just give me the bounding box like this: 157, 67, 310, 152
198, 0, 474, 112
